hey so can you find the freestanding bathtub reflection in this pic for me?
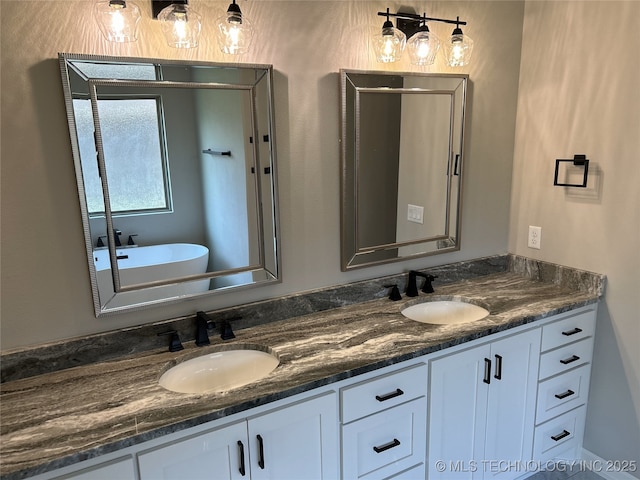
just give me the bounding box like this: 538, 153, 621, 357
94, 243, 210, 308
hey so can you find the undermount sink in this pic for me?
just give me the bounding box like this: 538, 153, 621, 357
159, 348, 279, 394
401, 300, 489, 325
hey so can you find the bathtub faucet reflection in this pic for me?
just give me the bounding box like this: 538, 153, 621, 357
96, 229, 122, 248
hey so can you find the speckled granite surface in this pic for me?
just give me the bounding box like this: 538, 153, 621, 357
0, 256, 605, 479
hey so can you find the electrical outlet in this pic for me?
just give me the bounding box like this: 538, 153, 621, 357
528, 226, 542, 249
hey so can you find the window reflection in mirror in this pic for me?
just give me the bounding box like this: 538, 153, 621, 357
74, 97, 170, 214
59, 54, 280, 316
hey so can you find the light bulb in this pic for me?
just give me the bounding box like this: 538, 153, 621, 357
95, 0, 141, 43
407, 26, 440, 66
172, 14, 188, 42
157, 3, 202, 49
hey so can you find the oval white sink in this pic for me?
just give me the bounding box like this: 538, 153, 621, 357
401, 301, 489, 325
159, 349, 279, 394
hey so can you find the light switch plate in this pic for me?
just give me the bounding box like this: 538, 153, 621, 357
408, 204, 424, 224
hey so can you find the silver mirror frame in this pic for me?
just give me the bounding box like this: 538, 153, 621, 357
59, 53, 281, 316
340, 69, 468, 270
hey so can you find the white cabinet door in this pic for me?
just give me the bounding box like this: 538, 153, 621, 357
247, 392, 338, 480
429, 329, 541, 480
138, 421, 248, 480
484, 329, 540, 480
429, 343, 490, 480
137, 393, 337, 480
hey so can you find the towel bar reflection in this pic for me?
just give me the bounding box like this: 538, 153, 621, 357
203, 149, 232, 156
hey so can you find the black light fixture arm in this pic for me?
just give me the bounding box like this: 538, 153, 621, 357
152, 0, 188, 19
377, 10, 467, 27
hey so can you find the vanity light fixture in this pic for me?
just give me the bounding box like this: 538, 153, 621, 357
374, 9, 473, 67
215, 0, 254, 55
96, 0, 255, 53
95, 0, 142, 43
154, 0, 202, 49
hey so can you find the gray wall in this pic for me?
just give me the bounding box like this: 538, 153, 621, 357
1, 1, 523, 349
509, 1, 640, 471
358, 75, 402, 258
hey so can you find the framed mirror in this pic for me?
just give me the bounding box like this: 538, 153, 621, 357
60, 53, 280, 316
340, 69, 468, 270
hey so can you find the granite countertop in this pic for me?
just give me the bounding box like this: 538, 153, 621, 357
0, 271, 602, 479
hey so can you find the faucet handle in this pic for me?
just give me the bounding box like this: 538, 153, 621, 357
384, 284, 402, 301
127, 234, 138, 246
220, 321, 236, 340
220, 316, 241, 340
421, 274, 438, 294
158, 330, 184, 352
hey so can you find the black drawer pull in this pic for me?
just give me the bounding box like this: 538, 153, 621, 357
494, 354, 503, 380
560, 355, 580, 365
551, 430, 571, 442
237, 441, 246, 476
375, 389, 404, 402
373, 438, 401, 453
562, 327, 583, 336
257, 434, 265, 469
555, 389, 576, 400
483, 358, 492, 384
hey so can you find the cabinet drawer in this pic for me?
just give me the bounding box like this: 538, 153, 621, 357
533, 405, 586, 462
536, 364, 591, 425
341, 363, 427, 423
342, 398, 427, 480
539, 338, 593, 380
541, 309, 596, 352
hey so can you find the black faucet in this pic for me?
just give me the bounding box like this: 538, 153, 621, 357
195, 311, 214, 346
406, 270, 438, 297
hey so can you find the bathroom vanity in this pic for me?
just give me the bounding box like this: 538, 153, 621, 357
0, 258, 604, 480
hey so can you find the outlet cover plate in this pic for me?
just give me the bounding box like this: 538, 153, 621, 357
528, 226, 542, 249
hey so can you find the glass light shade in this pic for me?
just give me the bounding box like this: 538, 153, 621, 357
216, 10, 254, 54
95, 0, 141, 43
157, 3, 202, 49
373, 23, 406, 63
407, 29, 441, 66
445, 31, 474, 67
